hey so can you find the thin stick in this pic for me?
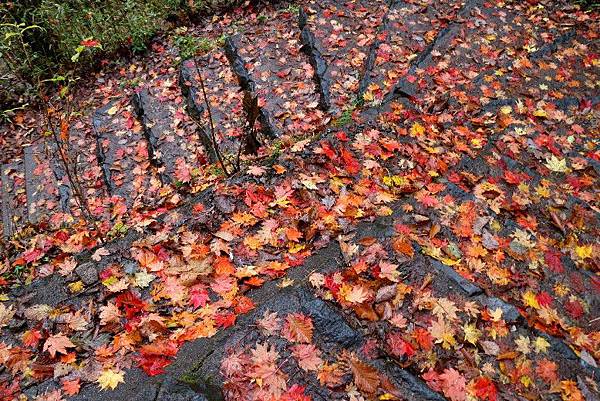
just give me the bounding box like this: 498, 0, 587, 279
192, 59, 231, 176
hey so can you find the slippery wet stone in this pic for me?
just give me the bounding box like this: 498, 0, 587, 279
75, 262, 98, 285
92, 99, 163, 205
300, 0, 389, 113
132, 80, 207, 185
234, 9, 326, 136
224, 36, 281, 139
179, 57, 238, 163
0, 161, 25, 237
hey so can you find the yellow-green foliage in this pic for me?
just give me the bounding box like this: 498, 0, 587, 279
0, 0, 239, 106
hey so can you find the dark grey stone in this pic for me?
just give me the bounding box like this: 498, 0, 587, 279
429, 258, 483, 297
299, 289, 361, 347
385, 362, 447, 401
475, 295, 521, 323
75, 262, 98, 285
299, 8, 331, 111
157, 377, 210, 401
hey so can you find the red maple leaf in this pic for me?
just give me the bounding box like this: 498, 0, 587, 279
536, 359, 558, 383
189, 286, 209, 309
80, 38, 100, 48
387, 332, 415, 358
544, 250, 564, 273
536, 291, 553, 308
233, 296, 255, 314
138, 341, 179, 376
473, 376, 497, 401
564, 300, 584, 319
413, 328, 433, 351
215, 312, 237, 328
340, 146, 360, 174
281, 384, 311, 401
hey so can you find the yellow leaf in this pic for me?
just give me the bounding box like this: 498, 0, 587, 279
520, 375, 532, 388
429, 318, 456, 349
534, 336, 550, 353
107, 105, 119, 116
535, 184, 550, 198
97, 369, 124, 390
515, 335, 531, 355
68, 281, 84, 293
545, 155, 569, 173
440, 257, 461, 266
243, 235, 263, 250
463, 323, 481, 345
575, 245, 592, 259
277, 278, 294, 288
489, 308, 503, 322
523, 291, 540, 309
134, 271, 155, 288
410, 122, 425, 137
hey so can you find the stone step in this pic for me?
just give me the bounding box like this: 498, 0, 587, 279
184, 285, 447, 401
359, 0, 464, 104
132, 76, 208, 186
233, 9, 326, 136
404, 176, 600, 359
384, 0, 484, 103
68, 122, 108, 195
467, 28, 599, 108
224, 36, 281, 138
23, 141, 71, 224
92, 99, 163, 206
1, 160, 26, 238
384, 0, 594, 109
298, 8, 331, 111
179, 52, 246, 165
301, 211, 600, 400
349, 200, 600, 368
300, 0, 389, 114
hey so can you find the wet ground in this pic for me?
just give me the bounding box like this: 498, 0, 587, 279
0, 1, 598, 400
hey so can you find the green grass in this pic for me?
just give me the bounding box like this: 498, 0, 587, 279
332, 108, 355, 127
174, 30, 228, 60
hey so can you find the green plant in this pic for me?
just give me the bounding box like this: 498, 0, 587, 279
332, 108, 354, 127
174, 32, 228, 60
0, 0, 188, 106
0, 104, 29, 122
574, 0, 599, 8
280, 5, 300, 15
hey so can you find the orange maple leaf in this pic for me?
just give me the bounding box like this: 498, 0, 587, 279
282, 313, 313, 343
43, 333, 75, 358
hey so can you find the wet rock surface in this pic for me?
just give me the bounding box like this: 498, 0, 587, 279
1, 1, 599, 400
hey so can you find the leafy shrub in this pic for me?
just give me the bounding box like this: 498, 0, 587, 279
0, 0, 242, 108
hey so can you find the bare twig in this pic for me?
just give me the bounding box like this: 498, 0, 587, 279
192, 58, 231, 176
44, 97, 104, 243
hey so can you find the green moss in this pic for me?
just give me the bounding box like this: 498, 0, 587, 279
332, 108, 354, 127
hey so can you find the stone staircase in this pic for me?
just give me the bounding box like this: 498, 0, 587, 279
1, 1, 598, 400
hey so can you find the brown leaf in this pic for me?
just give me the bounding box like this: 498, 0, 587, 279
429, 223, 441, 239
352, 303, 379, 321
281, 313, 313, 343
497, 351, 519, 360
43, 333, 75, 358
392, 236, 414, 258
349, 355, 380, 394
